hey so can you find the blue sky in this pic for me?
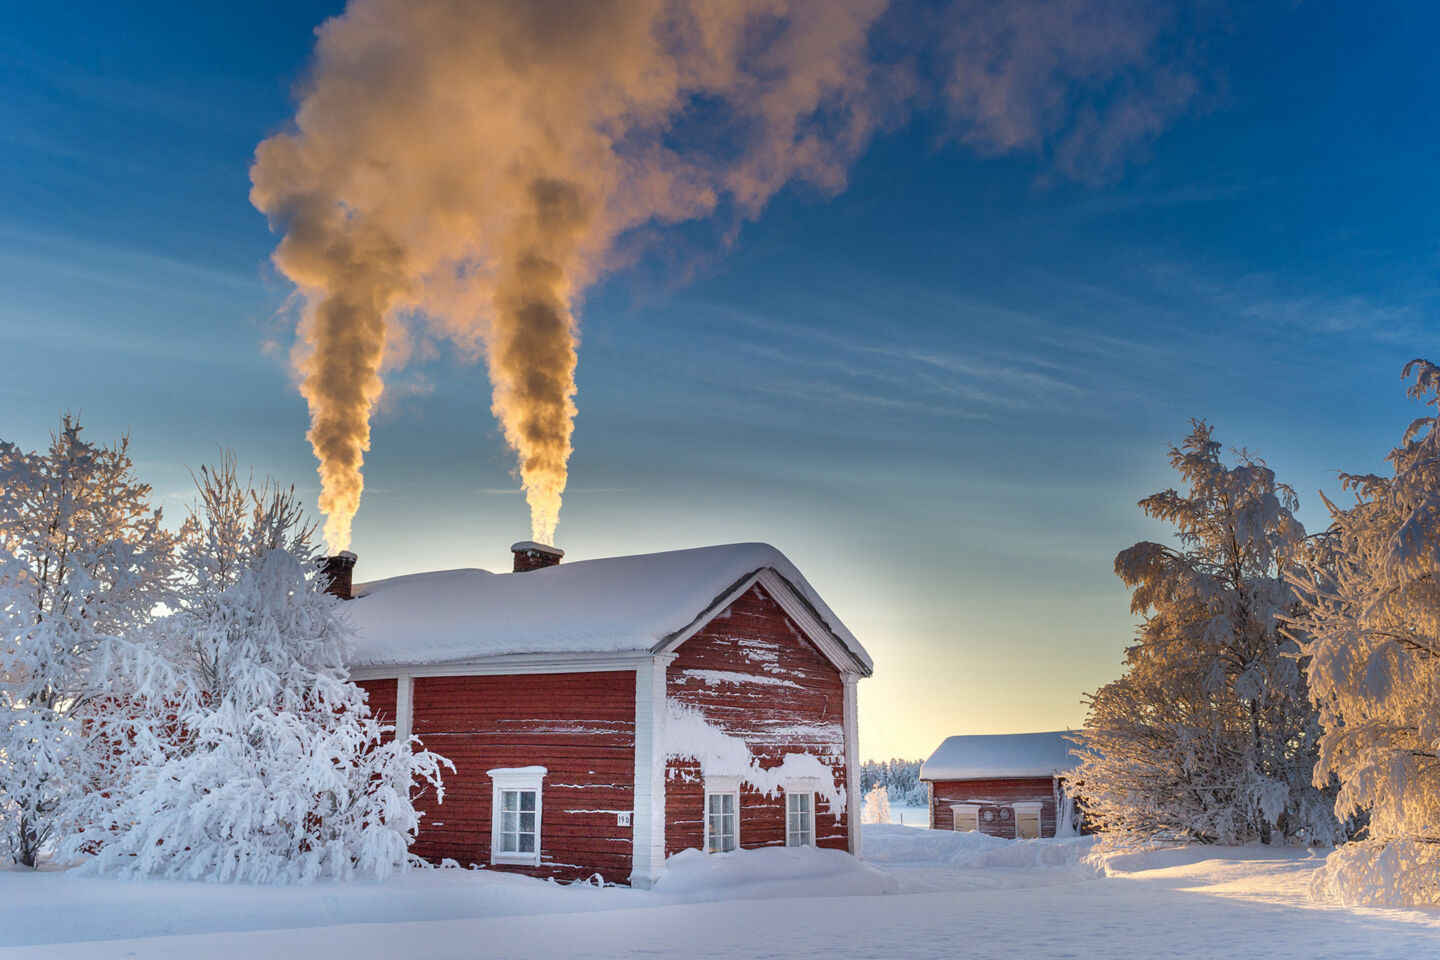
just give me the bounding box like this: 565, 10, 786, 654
2, 1, 1437, 758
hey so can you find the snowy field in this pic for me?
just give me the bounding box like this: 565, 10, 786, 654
890, 803, 929, 826
4, 824, 1439, 960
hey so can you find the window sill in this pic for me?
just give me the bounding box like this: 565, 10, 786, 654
491, 853, 542, 866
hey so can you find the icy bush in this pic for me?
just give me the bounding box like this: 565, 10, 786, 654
61, 456, 450, 883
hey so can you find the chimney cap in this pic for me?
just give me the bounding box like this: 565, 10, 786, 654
510, 541, 564, 558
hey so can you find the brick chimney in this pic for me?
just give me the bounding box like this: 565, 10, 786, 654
319, 551, 357, 600
511, 541, 563, 572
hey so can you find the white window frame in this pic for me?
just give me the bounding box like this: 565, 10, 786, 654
784, 778, 818, 847
1013, 801, 1043, 840
489, 766, 547, 866
950, 803, 980, 833
704, 776, 741, 854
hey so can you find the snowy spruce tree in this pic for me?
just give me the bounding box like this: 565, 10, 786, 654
1069, 421, 1341, 847
1288, 361, 1440, 906
0, 418, 175, 867
65, 456, 450, 883
861, 784, 891, 824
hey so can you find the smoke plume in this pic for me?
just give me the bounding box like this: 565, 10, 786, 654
252, 0, 890, 549
252, 0, 1215, 550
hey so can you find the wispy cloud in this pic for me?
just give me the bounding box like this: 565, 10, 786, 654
933, 0, 1226, 185
674, 274, 1173, 421
1141, 260, 1437, 346
0, 222, 259, 297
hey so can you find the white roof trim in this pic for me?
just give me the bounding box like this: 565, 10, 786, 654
653, 567, 872, 677
349, 651, 656, 681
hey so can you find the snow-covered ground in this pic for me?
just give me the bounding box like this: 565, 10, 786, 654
4, 825, 1439, 959
890, 803, 929, 826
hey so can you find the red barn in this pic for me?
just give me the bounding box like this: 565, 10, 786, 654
919, 732, 1080, 838
332, 541, 872, 887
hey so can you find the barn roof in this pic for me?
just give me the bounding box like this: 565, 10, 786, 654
343, 542, 871, 673
919, 731, 1080, 781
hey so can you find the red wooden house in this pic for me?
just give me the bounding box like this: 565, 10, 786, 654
919, 732, 1080, 838
326, 541, 872, 887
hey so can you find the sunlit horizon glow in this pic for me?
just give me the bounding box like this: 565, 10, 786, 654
3, 1, 1438, 761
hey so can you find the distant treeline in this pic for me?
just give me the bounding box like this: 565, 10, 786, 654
858, 758, 928, 807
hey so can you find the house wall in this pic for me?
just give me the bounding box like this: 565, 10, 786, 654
664, 583, 850, 856
400, 670, 637, 882
928, 776, 1061, 838
355, 677, 397, 742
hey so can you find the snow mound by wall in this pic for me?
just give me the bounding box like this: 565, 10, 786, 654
654, 845, 898, 899
862, 823, 1100, 873
1093, 842, 1327, 879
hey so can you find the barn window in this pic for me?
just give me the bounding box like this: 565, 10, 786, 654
1014, 802, 1042, 839
704, 777, 741, 853
950, 804, 980, 832
786, 792, 814, 847
488, 766, 547, 866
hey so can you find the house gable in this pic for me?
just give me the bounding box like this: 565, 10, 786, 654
656, 567, 870, 679
664, 582, 853, 856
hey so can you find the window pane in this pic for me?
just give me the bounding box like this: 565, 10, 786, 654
706, 792, 739, 852
787, 792, 814, 846
1017, 812, 1041, 839
708, 815, 729, 853
494, 784, 543, 858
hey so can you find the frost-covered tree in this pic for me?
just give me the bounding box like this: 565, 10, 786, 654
0, 418, 175, 867
1069, 421, 1341, 847
65, 457, 450, 883
1289, 360, 1440, 906
861, 784, 891, 824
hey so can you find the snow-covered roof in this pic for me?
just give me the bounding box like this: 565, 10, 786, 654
343, 542, 871, 673
919, 732, 1079, 781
